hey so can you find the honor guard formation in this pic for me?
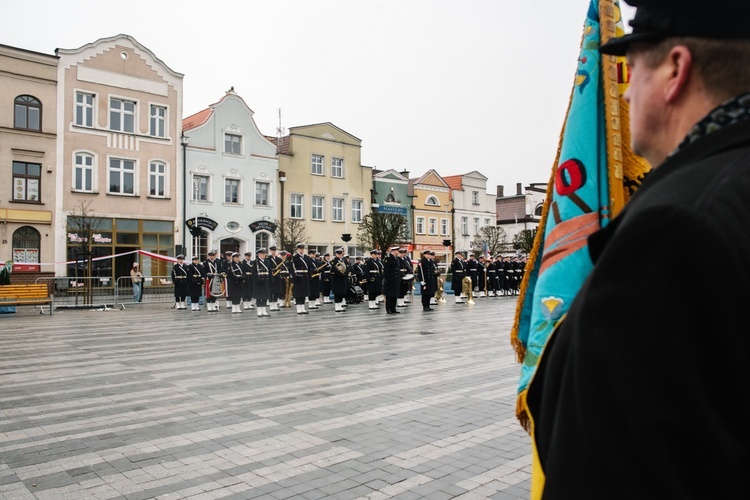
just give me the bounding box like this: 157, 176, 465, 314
171, 245, 525, 316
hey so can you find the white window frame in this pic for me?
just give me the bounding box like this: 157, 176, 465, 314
255, 181, 270, 207
473, 217, 480, 235
484, 218, 491, 227
425, 195, 440, 206
73, 151, 96, 192
351, 199, 363, 223
224, 133, 242, 155
311, 154, 324, 175
461, 217, 468, 236
428, 217, 438, 235
148, 160, 167, 198
331, 157, 344, 178
193, 174, 210, 202
332, 198, 344, 222
109, 97, 136, 133
107, 157, 136, 195
290, 194, 303, 218
149, 104, 167, 138
224, 177, 241, 204
472, 191, 479, 205
416, 216, 426, 235
312, 195, 324, 221
75, 91, 94, 128
440, 218, 449, 236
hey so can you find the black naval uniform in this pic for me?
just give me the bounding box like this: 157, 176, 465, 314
382, 251, 403, 314
171, 260, 189, 306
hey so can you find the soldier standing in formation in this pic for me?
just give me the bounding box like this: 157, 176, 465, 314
396, 248, 412, 308
202, 250, 221, 312
382, 245, 404, 314
252, 248, 272, 317
291, 243, 310, 315
240, 252, 254, 309
267, 246, 283, 311
307, 249, 322, 309
364, 250, 381, 310
187, 255, 203, 311
227, 252, 245, 313
171, 254, 188, 309
319, 252, 332, 304
330, 248, 349, 313
417, 250, 438, 311
449, 251, 466, 303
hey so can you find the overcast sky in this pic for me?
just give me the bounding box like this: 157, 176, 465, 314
3, 0, 634, 194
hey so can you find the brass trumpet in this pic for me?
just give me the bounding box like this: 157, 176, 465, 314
272, 258, 287, 276
310, 261, 328, 279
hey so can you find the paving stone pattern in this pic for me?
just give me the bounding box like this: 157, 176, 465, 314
0, 297, 532, 499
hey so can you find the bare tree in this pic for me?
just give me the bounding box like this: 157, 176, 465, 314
273, 218, 310, 253
66, 201, 103, 304
356, 213, 409, 253
476, 226, 509, 256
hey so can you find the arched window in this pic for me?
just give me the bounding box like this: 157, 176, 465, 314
255, 232, 269, 252
534, 203, 544, 216
425, 195, 440, 206
12, 226, 41, 264
14, 95, 42, 131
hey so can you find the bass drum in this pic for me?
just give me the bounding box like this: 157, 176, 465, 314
346, 284, 364, 304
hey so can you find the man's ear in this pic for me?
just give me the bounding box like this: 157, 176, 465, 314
664, 45, 693, 103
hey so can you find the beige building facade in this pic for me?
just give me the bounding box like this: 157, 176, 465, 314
276, 123, 372, 256
55, 35, 183, 280
408, 170, 452, 267
0, 44, 58, 281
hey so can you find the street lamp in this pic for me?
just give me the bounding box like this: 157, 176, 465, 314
278, 171, 286, 250
180, 133, 189, 252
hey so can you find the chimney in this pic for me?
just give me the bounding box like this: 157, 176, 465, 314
516, 183, 523, 195
401, 170, 409, 178
496, 185, 504, 197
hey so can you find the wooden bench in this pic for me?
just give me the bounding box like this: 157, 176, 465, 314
0, 284, 54, 315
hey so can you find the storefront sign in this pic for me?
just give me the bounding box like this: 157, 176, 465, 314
378, 205, 408, 216
186, 217, 218, 231
249, 220, 277, 233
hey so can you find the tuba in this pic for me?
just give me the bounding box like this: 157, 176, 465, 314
436, 276, 446, 303
462, 276, 475, 304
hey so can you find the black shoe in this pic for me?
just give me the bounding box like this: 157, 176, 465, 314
423, 307, 433, 311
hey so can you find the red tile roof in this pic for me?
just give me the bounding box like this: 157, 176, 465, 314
182, 108, 212, 131
442, 175, 463, 191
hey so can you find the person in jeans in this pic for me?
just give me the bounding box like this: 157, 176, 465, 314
130, 262, 143, 302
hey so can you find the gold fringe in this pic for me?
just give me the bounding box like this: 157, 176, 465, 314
516, 389, 531, 434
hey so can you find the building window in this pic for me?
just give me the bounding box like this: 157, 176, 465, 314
193, 175, 208, 201
290, 194, 303, 218
14, 95, 42, 131
429, 217, 437, 235
255, 181, 269, 206
331, 157, 344, 178
110, 98, 136, 133
150, 105, 166, 138
74, 153, 95, 192
425, 195, 440, 206
108, 158, 135, 194
484, 218, 491, 227
332, 198, 344, 222
149, 161, 166, 197
472, 191, 479, 205
416, 217, 425, 234
473, 217, 480, 235
12, 226, 40, 265
255, 232, 269, 252
461, 217, 468, 236
311, 154, 324, 175
441, 218, 448, 236
224, 178, 240, 204
224, 133, 242, 155
351, 199, 363, 223
312, 196, 324, 220
75, 92, 94, 127
12, 161, 41, 202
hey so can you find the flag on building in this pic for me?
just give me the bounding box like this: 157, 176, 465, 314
510, 0, 651, 431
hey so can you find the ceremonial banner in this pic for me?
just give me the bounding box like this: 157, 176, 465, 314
510, 0, 650, 430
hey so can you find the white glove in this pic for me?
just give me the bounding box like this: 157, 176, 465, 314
420, 281, 426, 287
